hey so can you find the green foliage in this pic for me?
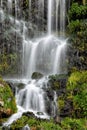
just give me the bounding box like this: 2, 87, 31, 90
61, 118, 87, 130
0, 78, 17, 113
68, 19, 87, 36
10, 116, 62, 130
10, 116, 87, 130
67, 2, 87, 71
58, 97, 65, 111
68, 3, 87, 21
67, 2, 87, 37
67, 71, 87, 117
68, 20, 81, 34
40, 121, 62, 130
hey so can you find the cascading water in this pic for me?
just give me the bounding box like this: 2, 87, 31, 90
48, 0, 53, 34
1, 0, 69, 127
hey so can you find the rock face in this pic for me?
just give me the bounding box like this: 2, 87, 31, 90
0, 77, 17, 119
48, 74, 68, 117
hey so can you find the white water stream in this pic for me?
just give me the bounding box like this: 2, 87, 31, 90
1, 0, 70, 127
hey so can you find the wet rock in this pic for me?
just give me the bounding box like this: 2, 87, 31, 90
54, 116, 61, 124
46, 89, 54, 101
36, 112, 44, 115
48, 74, 68, 91
7, 81, 25, 95
22, 112, 35, 118
2, 126, 10, 130
59, 100, 73, 118
22, 124, 30, 130
31, 72, 43, 79
17, 83, 25, 89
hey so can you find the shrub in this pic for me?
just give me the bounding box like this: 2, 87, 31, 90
67, 71, 87, 117
68, 3, 87, 21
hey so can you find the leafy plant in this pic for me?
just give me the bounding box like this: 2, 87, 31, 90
68, 3, 87, 21
67, 71, 87, 117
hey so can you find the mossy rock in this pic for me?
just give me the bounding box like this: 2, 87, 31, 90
0, 77, 17, 119
48, 74, 68, 90
31, 72, 43, 79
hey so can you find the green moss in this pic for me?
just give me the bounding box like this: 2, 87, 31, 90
0, 78, 17, 114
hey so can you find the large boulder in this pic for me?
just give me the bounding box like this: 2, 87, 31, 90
31, 72, 43, 79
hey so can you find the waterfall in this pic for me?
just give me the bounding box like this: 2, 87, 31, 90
23, 36, 67, 78
47, 0, 66, 34
16, 80, 46, 112
60, 0, 66, 34
7, 0, 12, 14
2, 0, 70, 126
56, 0, 60, 33
48, 0, 53, 34
53, 39, 67, 74
0, 0, 2, 8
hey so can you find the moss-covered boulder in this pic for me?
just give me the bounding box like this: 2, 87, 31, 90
31, 72, 43, 79
0, 77, 17, 120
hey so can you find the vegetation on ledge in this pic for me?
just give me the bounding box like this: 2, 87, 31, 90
9, 116, 87, 130
0, 77, 17, 122
67, 71, 87, 118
